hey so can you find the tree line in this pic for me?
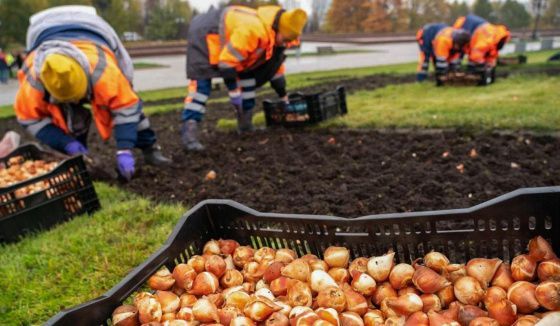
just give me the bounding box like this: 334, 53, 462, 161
323, 0, 560, 33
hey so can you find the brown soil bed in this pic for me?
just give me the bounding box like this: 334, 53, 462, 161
1, 72, 559, 217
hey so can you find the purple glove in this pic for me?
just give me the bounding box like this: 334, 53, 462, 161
64, 140, 88, 155
116, 150, 135, 181
229, 90, 243, 110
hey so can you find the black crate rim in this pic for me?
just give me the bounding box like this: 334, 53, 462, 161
45, 186, 560, 326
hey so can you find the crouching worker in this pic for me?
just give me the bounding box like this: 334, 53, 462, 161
14, 6, 170, 181
432, 27, 471, 86
468, 23, 511, 85
181, 5, 308, 151
416, 23, 448, 82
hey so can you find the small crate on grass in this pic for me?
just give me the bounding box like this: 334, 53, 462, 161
0, 144, 100, 243
46, 186, 559, 325
263, 86, 348, 127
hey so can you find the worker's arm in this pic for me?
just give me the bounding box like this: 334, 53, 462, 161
15, 82, 75, 153
270, 64, 287, 98
433, 37, 452, 76
417, 50, 430, 81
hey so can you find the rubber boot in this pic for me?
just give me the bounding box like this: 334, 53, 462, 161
142, 144, 172, 165
237, 109, 255, 133
181, 120, 204, 151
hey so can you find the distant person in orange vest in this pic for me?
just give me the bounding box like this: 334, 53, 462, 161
181, 5, 308, 151
416, 23, 448, 82
14, 6, 171, 181
432, 27, 471, 85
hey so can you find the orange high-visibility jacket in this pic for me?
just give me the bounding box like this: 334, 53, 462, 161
210, 6, 281, 74
15, 40, 140, 140
469, 23, 511, 66
432, 27, 466, 70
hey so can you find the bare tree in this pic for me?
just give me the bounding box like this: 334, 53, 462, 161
532, 0, 546, 40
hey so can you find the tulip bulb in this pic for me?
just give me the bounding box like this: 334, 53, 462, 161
244, 296, 282, 321
264, 261, 285, 283
511, 254, 537, 281
363, 310, 384, 326
412, 264, 451, 294
491, 264, 514, 290
316, 286, 347, 312
469, 317, 500, 326
383, 316, 405, 326
535, 281, 560, 311
255, 247, 276, 264
528, 236, 557, 262
351, 271, 377, 296
513, 316, 540, 326
367, 251, 395, 282
420, 294, 442, 313
440, 301, 460, 322
231, 316, 256, 326
275, 300, 291, 316
289, 306, 314, 319
466, 258, 502, 288
271, 276, 289, 296
282, 259, 311, 282
458, 305, 488, 326
437, 285, 455, 308
444, 264, 467, 283
454, 276, 485, 305
342, 284, 368, 316
538, 259, 560, 282
389, 264, 414, 290
187, 255, 206, 273
221, 269, 244, 288
427, 310, 460, 326
218, 306, 240, 325
192, 298, 219, 323
311, 270, 339, 292
386, 293, 423, 317
290, 309, 319, 326
188, 271, 219, 296
225, 255, 236, 270
405, 311, 429, 326
398, 287, 420, 296
349, 257, 369, 276
328, 267, 351, 284
315, 307, 341, 326
483, 286, 507, 309
137, 296, 163, 324
288, 280, 313, 307
508, 281, 540, 314
323, 246, 350, 268
204, 255, 226, 278
424, 252, 449, 273
275, 248, 297, 264
224, 290, 251, 311
256, 287, 276, 301
266, 311, 290, 326
340, 312, 365, 326
148, 267, 176, 291
218, 239, 240, 255
371, 281, 398, 306
487, 299, 517, 326
112, 305, 139, 326
233, 246, 255, 268
203, 240, 221, 255
176, 307, 194, 321
172, 264, 197, 291
155, 291, 180, 314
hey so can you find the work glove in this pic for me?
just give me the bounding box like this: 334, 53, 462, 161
116, 149, 135, 181
64, 140, 88, 156
229, 89, 243, 112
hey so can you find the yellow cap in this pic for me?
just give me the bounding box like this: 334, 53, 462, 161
279, 8, 308, 42
40, 54, 87, 102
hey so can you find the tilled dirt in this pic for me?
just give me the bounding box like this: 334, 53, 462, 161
1, 72, 559, 217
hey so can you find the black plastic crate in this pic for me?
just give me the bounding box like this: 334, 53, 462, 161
46, 186, 559, 326
263, 86, 347, 127
0, 144, 100, 242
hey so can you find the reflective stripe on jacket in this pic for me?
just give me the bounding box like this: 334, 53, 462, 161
15, 40, 140, 140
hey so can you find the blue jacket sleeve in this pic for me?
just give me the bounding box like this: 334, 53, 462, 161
113, 123, 137, 149
35, 124, 75, 153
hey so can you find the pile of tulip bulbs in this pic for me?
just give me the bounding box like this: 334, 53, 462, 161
112, 236, 560, 326
0, 156, 57, 197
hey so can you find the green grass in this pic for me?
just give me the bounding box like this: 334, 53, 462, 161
320, 74, 560, 131
0, 183, 185, 324
133, 62, 168, 69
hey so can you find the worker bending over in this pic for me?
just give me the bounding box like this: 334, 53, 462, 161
432, 27, 471, 85
14, 6, 170, 181
416, 23, 448, 82
182, 5, 308, 151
